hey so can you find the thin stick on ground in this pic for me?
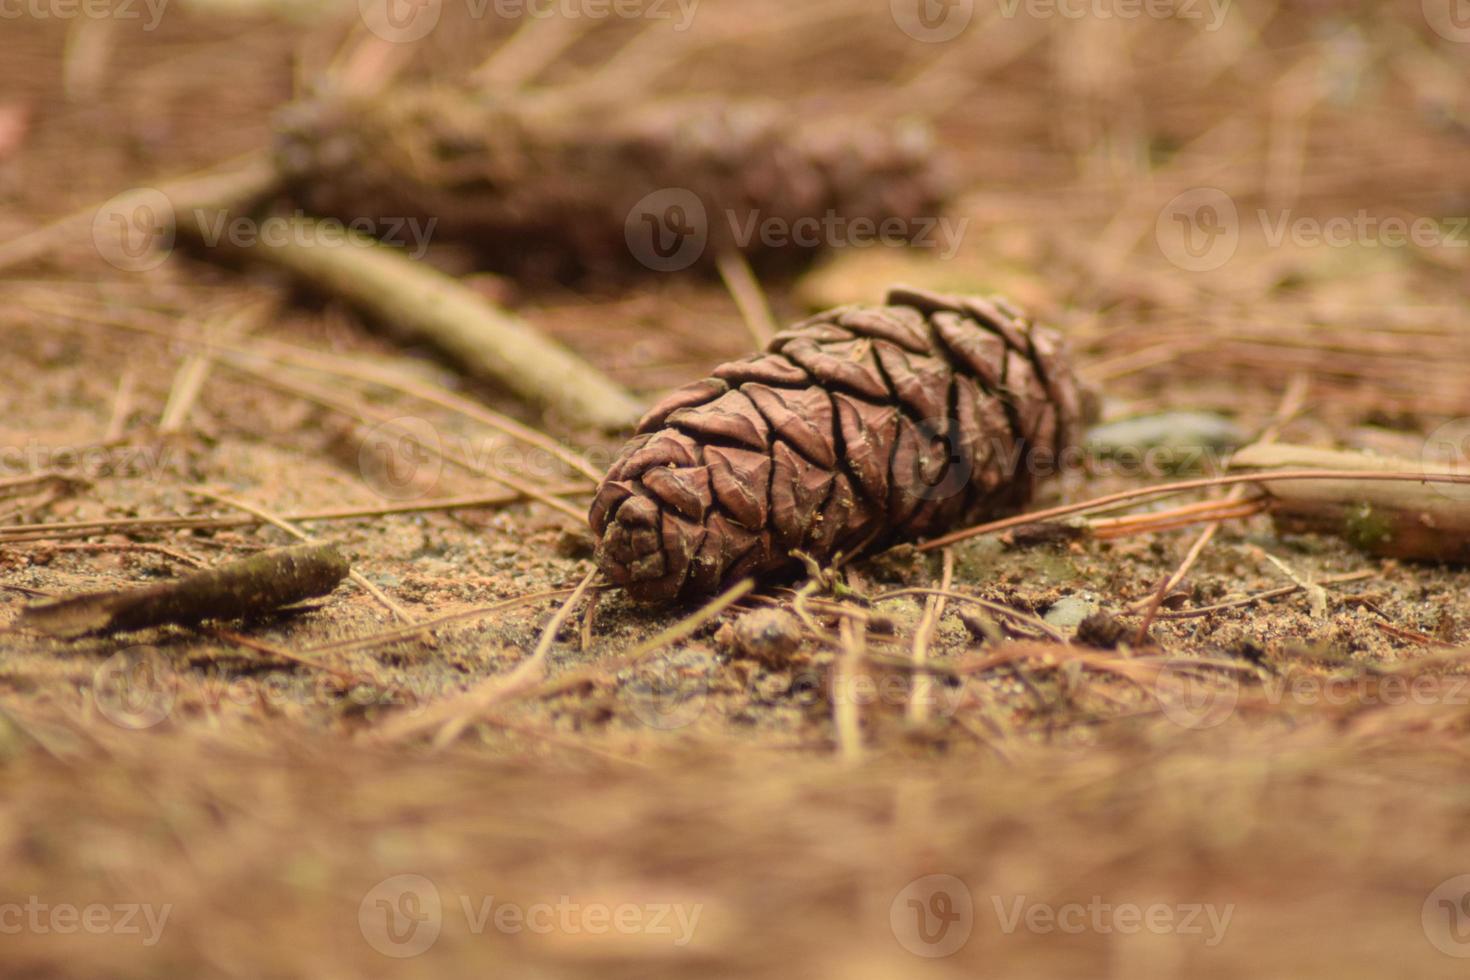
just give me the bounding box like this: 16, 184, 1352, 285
520, 579, 755, 702
470, 13, 596, 89
198, 216, 642, 431
369, 569, 599, 746
1133, 575, 1172, 647
220, 356, 588, 522
716, 249, 778, 349
159, 302, 271, 435
873, 588, 1069, 644
917, 469, 1470, 552
302, 586, 585, 656
103, 366, 137, 444
251, 339, 605, 483
834, 617, 866, 764
908, 548, 953, 727
188, 489, 417, 624
1122, 373, 1309, 613
0, 485, 591, 543
0, 152, 279, 273
1154, 570, 1373, 620
15, 290, 606, 484
205, 626, 402, 695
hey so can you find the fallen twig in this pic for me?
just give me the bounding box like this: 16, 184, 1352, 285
1232, 443, 1470, 562
918, 468, 1470, 552
16, 543, 348, 639
197, 215, 643, 431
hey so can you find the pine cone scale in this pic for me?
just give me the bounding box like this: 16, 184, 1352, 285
591, 287, 1090, 602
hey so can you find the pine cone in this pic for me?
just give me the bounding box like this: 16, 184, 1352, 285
275, 86, 947, 277
590, 287, 1091, 602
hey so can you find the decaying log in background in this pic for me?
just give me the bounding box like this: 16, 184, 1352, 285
1233, 443, 1470, 562
276, 87, 949, 278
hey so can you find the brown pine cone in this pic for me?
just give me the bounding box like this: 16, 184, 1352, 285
275, 86, 947, 278
590, 287, 1091, 602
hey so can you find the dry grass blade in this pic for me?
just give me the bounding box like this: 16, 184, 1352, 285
13, 290, 605, 485
199, 215, 642, 431
219, 356, 589, 522
371, 567, 600, 748
834, 617, 866, 764
875, 588, 1069, 644
908, 548, 953, 726
301, 587, 583, 656
716, 249, 777, 348
251, 339, 605, 483
918, 469, 1470, 552
523, 579, 755, 701
0, 486, 591, 544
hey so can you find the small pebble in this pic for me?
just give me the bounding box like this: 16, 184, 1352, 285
729, 608, 803, 665
1043, 594, 1100, 630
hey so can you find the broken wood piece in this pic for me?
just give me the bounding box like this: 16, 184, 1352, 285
16, 544, 350, 639
194, 214, 643, 432
1231, 443, 1470, 562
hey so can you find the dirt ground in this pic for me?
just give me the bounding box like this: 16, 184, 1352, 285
2, 2, 1470, 978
